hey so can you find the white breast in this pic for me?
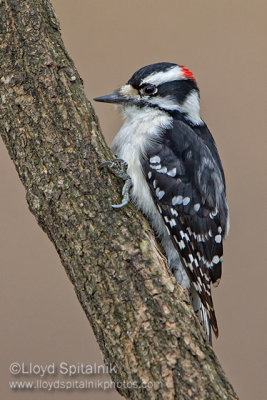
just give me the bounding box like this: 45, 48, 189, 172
111, 106, 172, 232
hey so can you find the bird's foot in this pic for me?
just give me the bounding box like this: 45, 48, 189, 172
100, 158, 132, 208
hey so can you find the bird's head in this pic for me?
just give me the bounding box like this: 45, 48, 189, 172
94, 62, 202, 125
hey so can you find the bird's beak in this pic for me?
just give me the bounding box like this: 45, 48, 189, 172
94, 91, 128, 104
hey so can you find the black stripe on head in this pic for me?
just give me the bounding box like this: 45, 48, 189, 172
128, 62, 177, 88
157, 79, 199, 104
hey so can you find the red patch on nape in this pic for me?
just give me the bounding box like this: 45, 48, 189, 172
180, 65, 196, 81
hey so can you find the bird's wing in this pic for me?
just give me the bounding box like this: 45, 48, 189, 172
142, 120, 228, 336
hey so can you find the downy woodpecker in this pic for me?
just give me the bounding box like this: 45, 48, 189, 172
94, 62, 229, 343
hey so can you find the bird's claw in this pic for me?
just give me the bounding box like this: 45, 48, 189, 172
100, 158, 129, 179
100, 158, 132, 208
99, 160, 114, 168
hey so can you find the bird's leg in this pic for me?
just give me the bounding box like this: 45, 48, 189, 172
100, 158, 132, 209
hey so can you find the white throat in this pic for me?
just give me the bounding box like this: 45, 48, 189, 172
112, 105, 172, 158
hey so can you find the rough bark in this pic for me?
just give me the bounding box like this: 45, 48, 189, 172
0, 1, 238, 399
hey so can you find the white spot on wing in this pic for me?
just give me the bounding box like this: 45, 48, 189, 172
170, 208, 178, 217
169, 219, 176, 227
183, 197, 190, 206
189, 254, 194, 263
167, 167, 176, 177
157, 166, 168, 174
215, 234, 222, 243
147, 171, 152, 179
172, 195, 183, 205
212, 255, 220, 264
194, 203, 200, 212
184, 233, 190, 242
156, 187, 165, 200
178, 240, 185, 250
210, 209, 218, 219
150, 155, 161, 164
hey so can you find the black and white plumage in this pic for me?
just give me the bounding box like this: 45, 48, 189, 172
94, 62, 229, 342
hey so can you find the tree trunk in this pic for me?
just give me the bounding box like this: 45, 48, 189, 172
0, 1, 238, 399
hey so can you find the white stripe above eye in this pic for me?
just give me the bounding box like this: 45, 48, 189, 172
140, 65, 183, 86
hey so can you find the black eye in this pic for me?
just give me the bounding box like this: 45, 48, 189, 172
140, 84, 158, 96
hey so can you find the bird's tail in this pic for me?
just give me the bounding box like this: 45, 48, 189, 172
190, 287, 212, 345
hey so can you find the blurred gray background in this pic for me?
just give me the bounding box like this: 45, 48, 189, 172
1, 1, 267, 399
